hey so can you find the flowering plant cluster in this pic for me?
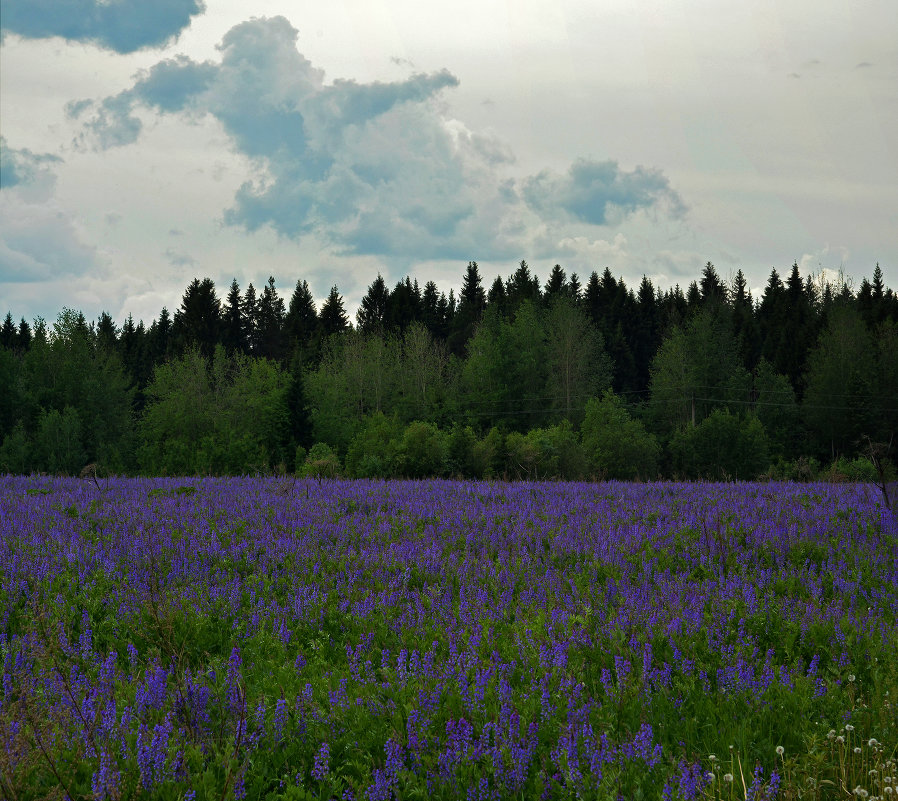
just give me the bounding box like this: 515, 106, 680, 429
0, 476, 895, 798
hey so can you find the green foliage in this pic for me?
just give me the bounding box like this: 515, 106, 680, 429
820, 456, 879, 483
34, 405, 86, 474
396, 421, 448, 478
344, 412, 403, 478
581, 391, 660, 480
138, 347, 290, 475
649, 307, 750, 437
803, 303, 876, 459
505, 421, 586, 479
0, 420, 31, 474
669, 408, 770, 480
298, 442, 342, 478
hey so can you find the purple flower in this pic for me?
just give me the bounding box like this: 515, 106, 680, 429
273, 697, 287, 741
312, 741, 330, 781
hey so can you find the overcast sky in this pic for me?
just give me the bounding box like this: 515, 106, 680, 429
1, 0, 896, 326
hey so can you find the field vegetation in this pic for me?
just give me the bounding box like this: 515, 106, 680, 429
1, 476, 895, 799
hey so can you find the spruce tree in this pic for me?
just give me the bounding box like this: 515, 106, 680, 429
357, 274, 391, 333
285, 279, 319, 363
1, 314, 15, 350
16, 318, 31, 352
174, 277, 221, 359
222, 279, 246, 354
242, 283, 259, 354
449, 262, 487, 355
319, 286, 349, 337
257, 276, 286, 360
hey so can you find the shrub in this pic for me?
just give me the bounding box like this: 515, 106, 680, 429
669, 408, 769, 480
581, 391, 660, 480
344, 413, 403, 478
299, 442, 342, 478
396, 421, 448, 478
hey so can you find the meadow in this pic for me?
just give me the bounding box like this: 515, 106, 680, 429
1, 476, 895, 800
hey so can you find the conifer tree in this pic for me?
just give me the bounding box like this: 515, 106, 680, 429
1, 313, 16, 350
256, 276, 286, 361
96, 312, 118, 353
486, 276, 507, 319
222, 279, 246, 354
174, 277, 221, 359
449, 262, 487, 354
242, 283, 259, 354
357, 274, 390, 334
388, 277, 421, 333
285, 279, 319, 363
319, 286, 349, 337
17, 318, 31, 352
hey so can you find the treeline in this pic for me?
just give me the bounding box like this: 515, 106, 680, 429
1, 260, 896, 480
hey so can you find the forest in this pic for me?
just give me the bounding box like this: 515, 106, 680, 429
1, 260, 896, 481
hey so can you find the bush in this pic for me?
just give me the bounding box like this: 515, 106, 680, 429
344, 413, 403, 478
820, 456, 879, 483
581, 392, 660, 480
669, 408, 769, 480
299, 442, 341, 478
765, 456, 821, 481
505, 422, 587, 480
396, 421, 448, 478
446, 425, 478, 478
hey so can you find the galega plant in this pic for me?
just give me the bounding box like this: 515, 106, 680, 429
0, 477, 895, 799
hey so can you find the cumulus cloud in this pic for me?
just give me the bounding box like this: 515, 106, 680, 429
0, 139, 98, 282
0, 136, 61, 191
522, 158, 686, 225
0, 0, 204, 53
73, 16, 682, 261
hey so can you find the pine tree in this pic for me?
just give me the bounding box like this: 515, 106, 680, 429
174, 277, 221, 359
357, 274, 391, 334
286, 351, 313, 461
242, 283, 259, 354
421, 281, 443, 339
319, 286, 349, 337
96, 312, 118, 352
582, 272, 602, 328
505, 261, 540, 315
543, 264, 569, 301
730, 269, 760, 369
633, 276, 660, 392
449, 262, 487, 355
256, 276, 286, 360
699, 262, 727, 308
222, 279, 246, 354
1, 313, 15, 350
388, 277, 422, 333
16, 318, 31, 352
486, 276, 507, 318
285, 279, 319, 363
148, 307, 172, 365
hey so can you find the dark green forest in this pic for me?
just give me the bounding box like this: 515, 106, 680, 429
1, 260, 896, 481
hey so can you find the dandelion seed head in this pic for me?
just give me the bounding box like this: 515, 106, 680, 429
776, 745, 785, 756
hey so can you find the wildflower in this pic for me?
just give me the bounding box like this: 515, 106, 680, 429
846, 724, 855, 732
837, 736, 845, 744
869, 739, 880, 748
849, 674, 856, 682
312, 742, 330, 781
856, 747, 863, 755
883, 787, 893, 796
776, 745, 785, 756
709, 754, 717, 761
723, 773, 733, 783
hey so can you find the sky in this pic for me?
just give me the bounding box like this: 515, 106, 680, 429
1, 0, 896, 326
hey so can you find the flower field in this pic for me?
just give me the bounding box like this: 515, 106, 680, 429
1, 476, 896, 800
